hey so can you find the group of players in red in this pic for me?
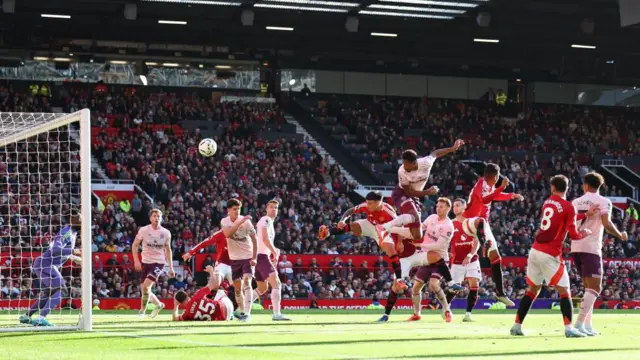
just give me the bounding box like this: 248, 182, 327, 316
136, 139, 628, 339
320, 139, 520, 323
319, 140, 628, 337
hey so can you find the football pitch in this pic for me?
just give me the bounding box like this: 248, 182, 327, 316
0, 310, 638, 360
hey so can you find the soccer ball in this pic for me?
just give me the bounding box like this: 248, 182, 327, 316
199, 138, 217, 157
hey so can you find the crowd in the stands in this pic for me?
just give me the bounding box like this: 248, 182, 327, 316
0, 82, 638, 302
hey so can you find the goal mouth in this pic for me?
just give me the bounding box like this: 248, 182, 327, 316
0, 110, 92, 332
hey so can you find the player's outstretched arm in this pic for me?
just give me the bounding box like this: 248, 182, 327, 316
430, 139, 465, 158
319, 207, 356, 240
338, 207, 355, 226
480, 177, 508, 204
602, 213, 628, 241
183, 232, 221, 261
50, 230, 75, 258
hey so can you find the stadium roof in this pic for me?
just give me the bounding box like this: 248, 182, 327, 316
2, 0, 640, 81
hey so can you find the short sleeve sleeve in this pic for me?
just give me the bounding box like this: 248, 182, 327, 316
353, 203, 367, 214
247, 221, 257, 236
417, 155, 436, 171
600, 199, 612, 215
421, 217, 430, 231
135, 227, 144, 241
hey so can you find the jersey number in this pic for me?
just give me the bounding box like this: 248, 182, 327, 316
194, 300, 215, 320
540, 208, 554, 231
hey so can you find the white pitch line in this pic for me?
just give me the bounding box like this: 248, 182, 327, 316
97, 330, 368, 360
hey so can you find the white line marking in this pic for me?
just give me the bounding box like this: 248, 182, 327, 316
96, 330, 368, 359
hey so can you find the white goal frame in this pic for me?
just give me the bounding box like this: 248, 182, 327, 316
0, 109, 92, 332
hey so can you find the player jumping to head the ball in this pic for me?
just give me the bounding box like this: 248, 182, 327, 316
460, 163, 524, 307
381, 140, 465, 248
319, 191, 408, 290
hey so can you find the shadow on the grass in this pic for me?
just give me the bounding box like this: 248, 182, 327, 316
356, 347, 640, 359
94, 321, 376, 328
132, 335, 549, 349
0, 331, 78, 339
131, 346, 640, 358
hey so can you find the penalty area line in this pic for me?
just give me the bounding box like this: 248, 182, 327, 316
96, 330, 367, 359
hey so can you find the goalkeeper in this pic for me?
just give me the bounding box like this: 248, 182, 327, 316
19, 211, 82, 327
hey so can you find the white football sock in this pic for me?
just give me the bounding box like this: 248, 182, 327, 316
388, 226, 414, 240
412, 293, 422, 315
252, 289, 262, 302
243, 284, 253, 315
383, 214, 415, 230
235, 289, 245, 313
576, 289, 598, 325
434, 288, 450, 311
148, 292, 161, 307
272, 288, 282, 316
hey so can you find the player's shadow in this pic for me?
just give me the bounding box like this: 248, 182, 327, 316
135, 335, 548, 349
352, 347, 640, 359
93, 321, 379, 331
0, 331, 78, 339
134, 346, 640, 358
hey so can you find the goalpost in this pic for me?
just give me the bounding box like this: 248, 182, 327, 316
0, 109, 92, 332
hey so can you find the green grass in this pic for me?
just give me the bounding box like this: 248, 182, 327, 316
1, 310, 639, 359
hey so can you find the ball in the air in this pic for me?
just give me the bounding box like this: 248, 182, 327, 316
199, 138, 217, 157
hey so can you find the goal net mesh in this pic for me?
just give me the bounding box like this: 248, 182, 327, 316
0, 112, 88, 330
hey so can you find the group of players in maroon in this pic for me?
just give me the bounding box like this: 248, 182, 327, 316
138, 139, 627, 338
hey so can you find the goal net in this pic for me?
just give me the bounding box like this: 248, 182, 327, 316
0, 110, 92, 332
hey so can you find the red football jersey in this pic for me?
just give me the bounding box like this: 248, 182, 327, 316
178, 287, 225, 321
450, 220, 479, 265
353, 202, 397, 225
532, 195, 584, 257
462, 177, 512, 221
189, 231, 231, 265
